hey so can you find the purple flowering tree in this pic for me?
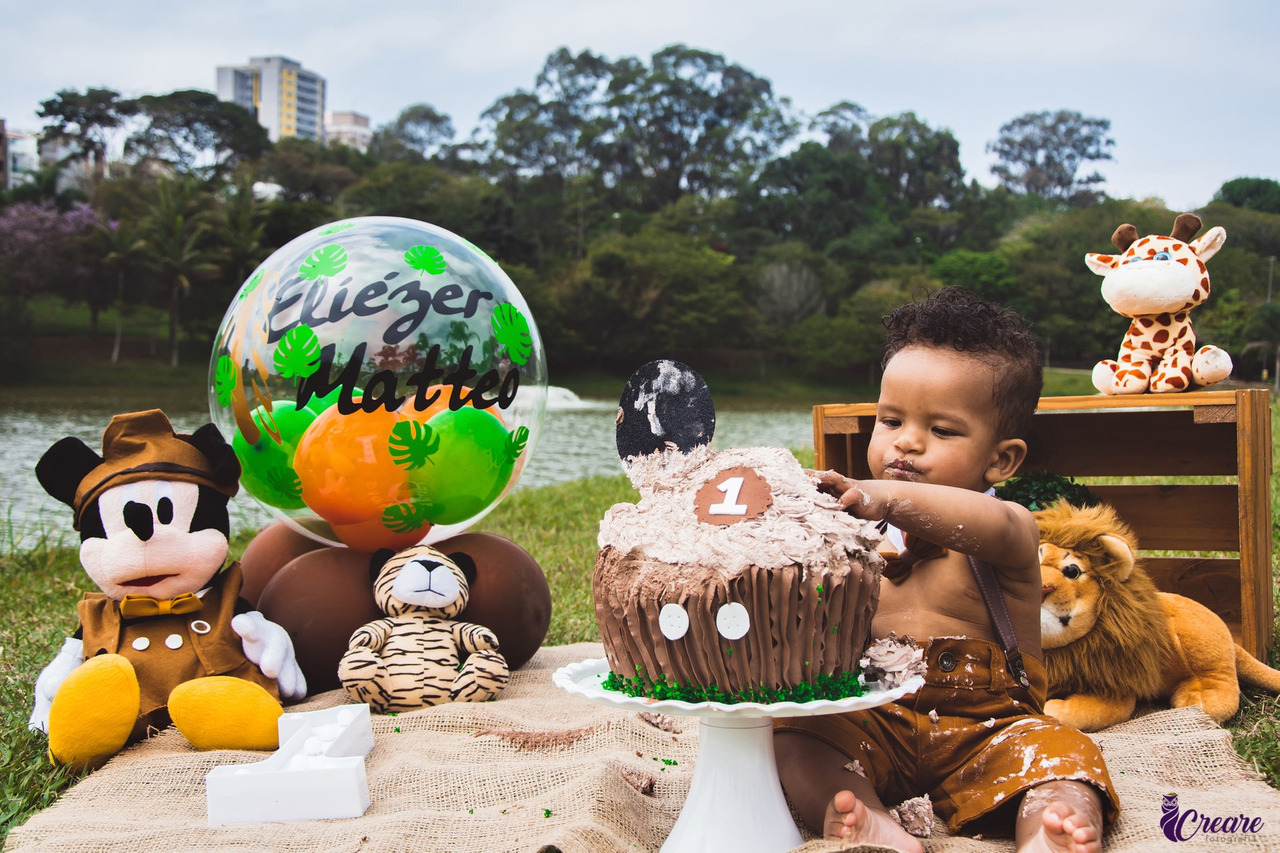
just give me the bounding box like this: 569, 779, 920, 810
0, 202, 101, 365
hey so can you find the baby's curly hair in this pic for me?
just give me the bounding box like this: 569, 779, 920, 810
883, 287, 1043, 440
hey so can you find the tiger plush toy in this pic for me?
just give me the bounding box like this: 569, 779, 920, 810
338, 544, 509, 712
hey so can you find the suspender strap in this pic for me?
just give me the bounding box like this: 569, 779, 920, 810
966, 555, 1032, 689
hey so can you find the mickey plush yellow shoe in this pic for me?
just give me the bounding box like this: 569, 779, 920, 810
168, 676, 283, 751
47, 654, 140, 769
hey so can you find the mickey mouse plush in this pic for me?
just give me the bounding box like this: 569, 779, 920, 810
28, 409, 306, 768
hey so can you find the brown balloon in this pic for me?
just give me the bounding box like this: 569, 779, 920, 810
257, 546, 380, 694
238, 521, 327, 608
438, 532, 552, 671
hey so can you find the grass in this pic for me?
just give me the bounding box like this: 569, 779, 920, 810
0, 529, 92, 837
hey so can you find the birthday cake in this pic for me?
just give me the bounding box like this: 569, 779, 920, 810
594, 444, 885, 702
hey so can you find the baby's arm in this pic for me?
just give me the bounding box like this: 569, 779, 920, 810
817, 472, 1039, 572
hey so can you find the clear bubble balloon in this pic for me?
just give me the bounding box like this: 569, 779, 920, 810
208, 216, 547, 549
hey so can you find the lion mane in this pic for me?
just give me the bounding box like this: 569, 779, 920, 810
1034, 502, 1175, 701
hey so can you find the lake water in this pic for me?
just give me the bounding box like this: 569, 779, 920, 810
0, 385, 820, 537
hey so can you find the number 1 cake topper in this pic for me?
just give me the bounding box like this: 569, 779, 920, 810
615, 359, 715, 463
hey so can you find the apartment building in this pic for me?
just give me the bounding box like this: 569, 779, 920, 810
325, 111, 373, 153
216, 56, 326, 143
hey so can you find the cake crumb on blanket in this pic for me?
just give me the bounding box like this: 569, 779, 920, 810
621, 768, 656, 795
636, 712, 683, 733
474, 724, 605, 751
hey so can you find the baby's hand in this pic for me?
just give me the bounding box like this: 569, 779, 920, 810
816, 471, 883, 519
812, 469, 850, 497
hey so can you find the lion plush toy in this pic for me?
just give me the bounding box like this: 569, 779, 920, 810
338, 544, 509, 712
1035, 501, 1280, 731
1085, 212, 1232, 394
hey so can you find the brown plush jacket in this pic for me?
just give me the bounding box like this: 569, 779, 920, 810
77, 563, 278, 740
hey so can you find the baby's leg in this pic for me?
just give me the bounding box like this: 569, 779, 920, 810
774, 730, 922, 853
1015, 780, 1103, 853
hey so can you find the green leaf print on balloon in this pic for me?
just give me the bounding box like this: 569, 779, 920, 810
299, 244, 347, 280
388, 419, 440, 470
491, 303, 532, 366
273, 325, 322, 379
238, 268, 265, 301
506, 425, 530, 462
317, 221, 357, 236
381, 501, 431, 534
404, 245, 447, 275
213, 355, 238, 407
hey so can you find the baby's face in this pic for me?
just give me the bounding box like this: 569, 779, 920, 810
867, 345, 1006, 492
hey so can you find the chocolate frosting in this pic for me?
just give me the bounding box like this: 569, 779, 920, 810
860, 632, 927, 689
593, 445, 885, 695
599, 446, 883, 576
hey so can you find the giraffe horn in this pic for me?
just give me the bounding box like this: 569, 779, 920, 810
1171, 213, 1202, 242
1111, 224, 1139, 252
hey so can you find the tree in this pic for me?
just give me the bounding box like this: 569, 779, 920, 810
127, 90, 270, 180
184, 178, 271, 342
602, 45, 798, 210
933, 250, 1017, 305
753, 246, 827, 330
987, 110, 1114, 204
0, 202, 100, 363
566, 220, 753, 368
339, 161, 531, 263
258, 137, 360, 203
810, 101, 871, 155
0, 202, 100, 308
743, 141, 875, 252
1242, 302, 1280, 392
137, 178, 219, 367
213, 179, 269, 288
471, 49, 617, 262
783, 278, 915, 381
474, 48, 613, 184
2, 162, 86, 210
1213, 178, 1280, 215
38, 87, 138, 183
95, 217, 148, 363
369, 103, 456, 163
865, 112, 964, 211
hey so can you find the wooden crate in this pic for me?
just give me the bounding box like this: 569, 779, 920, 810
813, 389, 1274, 659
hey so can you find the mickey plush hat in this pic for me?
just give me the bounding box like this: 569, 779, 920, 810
70, 409, 240, 530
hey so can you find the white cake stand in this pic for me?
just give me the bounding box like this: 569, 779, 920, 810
553, 658, 924, 853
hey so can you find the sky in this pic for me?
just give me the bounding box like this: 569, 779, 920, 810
2, 0, 1276, 212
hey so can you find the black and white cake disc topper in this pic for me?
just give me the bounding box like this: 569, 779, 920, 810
615, 360, 715, 462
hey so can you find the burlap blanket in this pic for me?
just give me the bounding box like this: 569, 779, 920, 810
7, 643, 1280, 852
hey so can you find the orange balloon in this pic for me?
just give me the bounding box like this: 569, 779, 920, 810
330, 516, 433, 552
293, 405, 412, 525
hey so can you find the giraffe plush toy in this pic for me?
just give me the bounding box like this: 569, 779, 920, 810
1085, 213, 1231, 394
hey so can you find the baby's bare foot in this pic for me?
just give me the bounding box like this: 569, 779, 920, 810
1020, 800, 1102, 853
825, 790, 923, 853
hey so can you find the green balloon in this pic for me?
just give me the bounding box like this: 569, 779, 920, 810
232, 402, 317, 510
406, 407, 515, 526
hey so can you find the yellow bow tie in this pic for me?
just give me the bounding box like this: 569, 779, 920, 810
118, 592, 204, 620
